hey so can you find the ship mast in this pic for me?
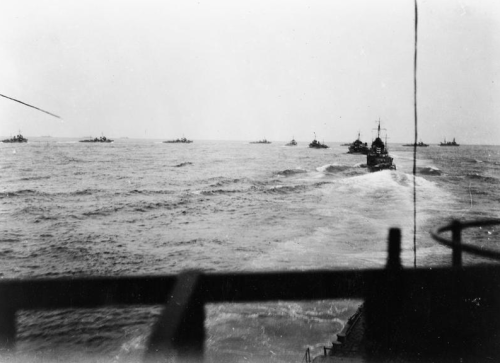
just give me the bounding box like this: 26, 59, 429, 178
373, 118, 385, 141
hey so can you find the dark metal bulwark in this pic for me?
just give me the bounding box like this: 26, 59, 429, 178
0, 220, 499, 362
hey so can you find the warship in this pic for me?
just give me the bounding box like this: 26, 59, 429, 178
1, 134, 27, 143
347, 132, 369, 154
402, 140, 429, 147
250, 139, 271, 144
440, 138, 459, 147
163, 137, 193, 144
366, 120, 396, 172
309, 133, 329, 149
79, 136, 113, 143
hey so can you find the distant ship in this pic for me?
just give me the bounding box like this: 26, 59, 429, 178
285, 138, 297, 146
2, 134, 28, 143
79, 136, 113, 143
439, 138, 459, 147
309, 133, 329, 149
347, 132, 369, 154
250, 139, 271, 144
366, 120, 396, 172
403, 140, 429, 147
163, 137, 193, 144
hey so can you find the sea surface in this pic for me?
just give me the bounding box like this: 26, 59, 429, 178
1, 138, 499, 362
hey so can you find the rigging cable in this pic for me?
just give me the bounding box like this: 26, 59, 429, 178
413, 0, 418, 268
0, 93, 61, 119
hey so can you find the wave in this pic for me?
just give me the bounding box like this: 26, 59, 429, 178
317, 163, 352, 173
1, 188, 177, 200
174, 162, 193, 167
276, 169, 307, 176
256, 181, 330, 195
0, 239, 19, 243
209, 177, 248, 187
259, 184, 308, 194
482, 160, 500, 166
126, 189, 175, 196
68, 199, 185, 218
62, 157, 86, 164
418, 167, 442, 176
389, 171, 443, 190
0, 189, 44, 198
19, 176, 51, 181
200, 189, 241, 196
173, 239, 201, 246
250, 179, 283, 187
465, 173, 499, 184
128, 200, 184, 212
460, 157, 487, 164
328, 170, 449, 215
82, 208, 121, 217
35, 215, 59, 221
73, 189, 103, 196
199, 179, 330, 197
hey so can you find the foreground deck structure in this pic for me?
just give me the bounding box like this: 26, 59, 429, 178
1, 220, 499, 362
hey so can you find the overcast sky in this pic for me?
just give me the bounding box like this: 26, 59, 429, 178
1, 0, 499, 144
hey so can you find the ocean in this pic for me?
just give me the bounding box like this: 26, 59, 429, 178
1, 138, 499, 362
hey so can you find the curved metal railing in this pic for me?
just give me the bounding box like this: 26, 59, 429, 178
431, 219, 500, 264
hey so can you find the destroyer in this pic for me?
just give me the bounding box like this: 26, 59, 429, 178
2, 134, 27, 143
347, 132, 369, 154
366, 120, 396, 172
79, 136, 113, 143
403, 140, 429, 147
439, 138, 459, 147
250, 139, 271, 144
163, 137, 193, 143
309, 133, 329, 149
285, 138, 297, 146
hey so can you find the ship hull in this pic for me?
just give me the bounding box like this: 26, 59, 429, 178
79, 140, 113, 143
366, 154, 395, 172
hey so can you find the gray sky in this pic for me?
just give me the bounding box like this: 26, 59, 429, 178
1, 0, 499, 144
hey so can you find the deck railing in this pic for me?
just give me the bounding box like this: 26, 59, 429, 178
1, 220, 499, 362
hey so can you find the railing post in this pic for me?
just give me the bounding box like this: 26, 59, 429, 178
0, 306, 16, 351
0, 283, 16, 351
451, 220, 462, 268
365, 228, 404, 356
144, 271, 205, 363
387, 228, 402, 270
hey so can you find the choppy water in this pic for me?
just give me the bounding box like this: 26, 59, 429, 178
1, 138, 499, 362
